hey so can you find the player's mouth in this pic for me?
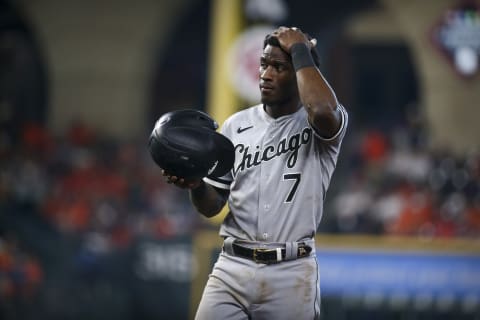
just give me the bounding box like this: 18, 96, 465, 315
260, 84, 274, 94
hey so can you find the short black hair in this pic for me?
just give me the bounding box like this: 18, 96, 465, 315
263, 33, 321, 68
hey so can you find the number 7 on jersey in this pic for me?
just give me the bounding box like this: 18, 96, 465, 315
283, 173, 301, 203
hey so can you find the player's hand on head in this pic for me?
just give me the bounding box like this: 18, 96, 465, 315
161, 169, 203, 190
273, 26, 317, 53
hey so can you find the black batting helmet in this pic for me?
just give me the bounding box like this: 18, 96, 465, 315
148, 109, 235, 179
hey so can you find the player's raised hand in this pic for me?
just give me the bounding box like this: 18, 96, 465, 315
273, 26, 317, 53
161, 169, 203, 189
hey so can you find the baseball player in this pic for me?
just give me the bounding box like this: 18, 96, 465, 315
163, 26, 348, 319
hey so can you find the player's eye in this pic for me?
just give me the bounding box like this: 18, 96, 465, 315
273, 63, 285, 72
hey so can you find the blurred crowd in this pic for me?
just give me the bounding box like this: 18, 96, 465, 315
1, 121, 201, 239
0, 118, 477, 243
328, 122, 480, 238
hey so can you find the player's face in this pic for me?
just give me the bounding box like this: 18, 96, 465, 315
259, 45, 297, 106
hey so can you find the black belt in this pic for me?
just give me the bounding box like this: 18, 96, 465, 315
226, 242, 312, 264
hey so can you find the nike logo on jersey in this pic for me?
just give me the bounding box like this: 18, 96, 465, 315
237, 125, 253, 133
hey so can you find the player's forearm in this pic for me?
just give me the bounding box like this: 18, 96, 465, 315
297, 69, 341, 136
189, 181, 226, 218
297, 69, 337, 113
292, 43, 341, 137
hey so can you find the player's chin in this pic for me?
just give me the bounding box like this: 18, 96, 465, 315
260, 94, 275, 105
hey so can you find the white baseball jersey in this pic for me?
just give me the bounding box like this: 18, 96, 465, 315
204, 103, 348, 243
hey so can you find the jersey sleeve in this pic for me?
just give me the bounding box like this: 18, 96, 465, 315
203, 117, 234, 190
309, 104, 348, 144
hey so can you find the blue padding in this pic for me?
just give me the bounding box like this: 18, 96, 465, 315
316, 249, 480, 299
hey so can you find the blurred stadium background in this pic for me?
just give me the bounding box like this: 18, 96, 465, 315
1, 0, 479, 319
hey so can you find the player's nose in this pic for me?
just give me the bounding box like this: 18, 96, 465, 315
260, 66, 274, 80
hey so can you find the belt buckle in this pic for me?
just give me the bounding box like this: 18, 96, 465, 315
252, 248, 269, 263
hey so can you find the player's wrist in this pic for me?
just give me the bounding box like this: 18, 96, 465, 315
291, 43, 315, 72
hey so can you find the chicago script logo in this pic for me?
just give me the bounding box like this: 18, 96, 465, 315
233, 127, 312, 175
